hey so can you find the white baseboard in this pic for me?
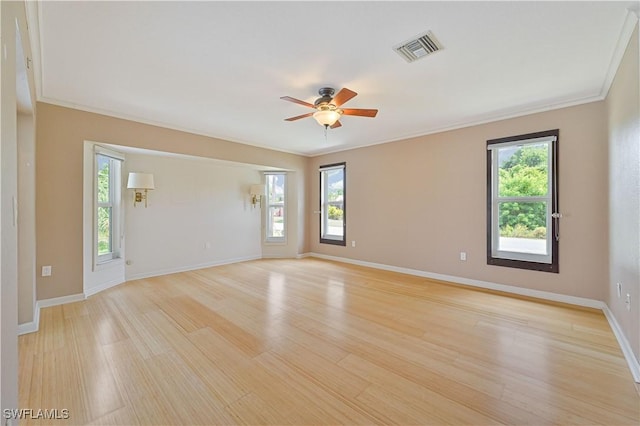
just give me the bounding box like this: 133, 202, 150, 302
306, 252, 640, 383
261, 254, 296, 259
84, 277, 125, 298
18, 293, 85, 336
37, 293, 86, 308
17, 254, 640, 384
603, 305, 640, 383
125, 255, 262, 281
17, 305, 39, 335
307, 252, 603, 309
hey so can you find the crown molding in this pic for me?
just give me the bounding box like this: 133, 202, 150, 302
600, 9, 639, 99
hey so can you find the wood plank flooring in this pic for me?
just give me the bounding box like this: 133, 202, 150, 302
18, 258, 640, 425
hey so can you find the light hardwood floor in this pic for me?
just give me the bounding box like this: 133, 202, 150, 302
19, 258, 639, 425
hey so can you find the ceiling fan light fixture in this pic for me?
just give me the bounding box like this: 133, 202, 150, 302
313, 109, 341, 127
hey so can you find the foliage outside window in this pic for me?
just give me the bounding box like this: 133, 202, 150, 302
95, 148, 123, 265
487, 130, 559, 272
265, 173, 286, 242
320, 163, 346, 246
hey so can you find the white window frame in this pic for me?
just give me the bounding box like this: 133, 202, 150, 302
265, 172, 286, 243
94, 146, 124, 266
487, 130, 559, 273
320, 162, 346, 246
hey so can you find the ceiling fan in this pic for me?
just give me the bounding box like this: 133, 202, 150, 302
281, 87, 378, 129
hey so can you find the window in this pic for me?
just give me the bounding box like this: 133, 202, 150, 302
95, 147, 123, 265
320, 162, 346, 246
487, 129, 559, 272
265, 173, 286, 242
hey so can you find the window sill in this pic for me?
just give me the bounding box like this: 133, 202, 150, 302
94, 257, 124, 272
487, 257, 558, 273
320, 238, 346, 246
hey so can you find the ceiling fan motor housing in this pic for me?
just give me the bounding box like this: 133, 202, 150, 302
314, 87, 336, 108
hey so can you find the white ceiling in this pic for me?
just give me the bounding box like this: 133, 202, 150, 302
30, 1, 636, 156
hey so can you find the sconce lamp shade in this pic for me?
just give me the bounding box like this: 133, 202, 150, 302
127, 172, 155, 190
250, 184, 266, 196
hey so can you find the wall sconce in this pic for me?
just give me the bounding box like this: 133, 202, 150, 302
250, 184, 266, 208
127, 172, 155, 208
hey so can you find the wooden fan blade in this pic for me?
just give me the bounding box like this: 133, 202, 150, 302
280, 96, 315, 108
331, 88, 357, 107
284, 112, 314, 121
341, 108, 378, 117
330, 120, 342, 129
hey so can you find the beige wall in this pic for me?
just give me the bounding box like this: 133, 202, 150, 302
36, 102, 308, 300
308, 101, 609, 301
606, 22, 639, 364
123, 153, 263, 279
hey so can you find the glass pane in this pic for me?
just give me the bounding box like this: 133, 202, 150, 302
97, 155, 111, 203
267, 174, 285, 204
498, 143, 548, 197
498, 201, 547, 255
326, 169, 344, 202
97, 206, 112, 256
327, 201, 344, 237
322, 168, 344, 238
268, 206, 285, 238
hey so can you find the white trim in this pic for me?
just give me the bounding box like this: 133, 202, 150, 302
600, 9, 639, 99
25, 1, 43, 100
26, 7, 636, 160
38, 293, 85, 309
38, 97, 310, 157
265, 172, 287, 243
84, 277, 125, 298
17, 254, 640, 384
125, 255, 261, 281
306, 252, 640, 383
94, 144, 125, 161
19, 293, 86, 336
487, 135, 556, 150
489, 138, 554, 265
308, 94, 603, 157
602, 305, 640, 383
261, 254, 295, 259
307, 252, 603, 309
17, 305, 40, 335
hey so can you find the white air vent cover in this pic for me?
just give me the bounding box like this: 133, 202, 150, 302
394, 31, 443, 63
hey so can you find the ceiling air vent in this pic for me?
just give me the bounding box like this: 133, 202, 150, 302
393, 31, 443, 63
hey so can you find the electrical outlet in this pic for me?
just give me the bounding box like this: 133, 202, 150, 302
626, 294, 631, 311
460, 252, 467, 261
42, 265, 52, 277
617, 282, 622, 298
351, 240, 356, 248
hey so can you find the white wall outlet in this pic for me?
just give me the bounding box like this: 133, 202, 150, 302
617, 282, 622, 298
41, 265, 52, 277
460, 252, 467, 261
351, 240, 356, 248
204, 242, 211, 249
626, 293, 631, 311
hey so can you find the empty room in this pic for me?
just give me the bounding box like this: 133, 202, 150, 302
1, 1, 639, 425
